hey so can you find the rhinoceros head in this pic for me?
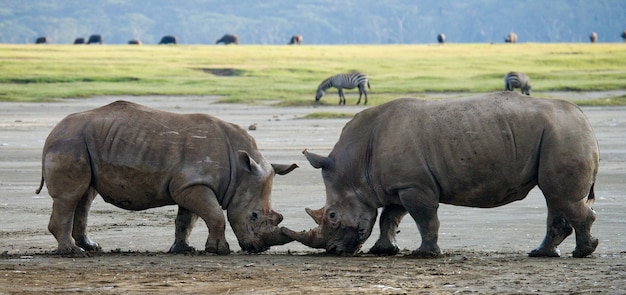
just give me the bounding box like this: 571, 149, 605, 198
227, 151, 298, 253
281, 150, 378, 255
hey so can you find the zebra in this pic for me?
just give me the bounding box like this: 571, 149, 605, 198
315, 72, 371, 105
504, 72, 532, 95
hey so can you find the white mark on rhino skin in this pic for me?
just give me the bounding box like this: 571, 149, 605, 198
191, 135, 207, 139
197, 156, 215, 164
160, 131, 179, 136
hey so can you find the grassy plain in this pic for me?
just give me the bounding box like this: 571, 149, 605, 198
0, 43, 625, 105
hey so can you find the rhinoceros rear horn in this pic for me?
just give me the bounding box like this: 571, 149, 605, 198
305, 207, 324, 225
281, 227, 326, 249
302, 149, 329, 169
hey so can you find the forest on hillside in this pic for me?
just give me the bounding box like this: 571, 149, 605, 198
1, 0, 625, 44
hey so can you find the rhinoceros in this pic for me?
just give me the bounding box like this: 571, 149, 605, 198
282, 92, 599, 258
36, 100, 298, 255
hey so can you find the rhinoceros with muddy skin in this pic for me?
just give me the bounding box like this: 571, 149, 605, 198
36, 100, 297, 255
282, 92, 599, 258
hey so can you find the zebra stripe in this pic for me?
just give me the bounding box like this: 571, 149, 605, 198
316, 72, 371, 105
504, 72, 532, 95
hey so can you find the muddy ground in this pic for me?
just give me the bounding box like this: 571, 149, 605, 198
0, 93, 624, 294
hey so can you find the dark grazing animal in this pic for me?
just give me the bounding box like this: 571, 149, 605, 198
73, 38, 86, 44
621, 30, 626, 42
216, 34, 239, 45
315, 72, 371, 105
437, 34, 445, 45
505, 32, 518, 43
289, 35, 303, 45
35, 36, 48, 44
128, 39, 142, 45
87, 34, 102, 44
36, 100, 298, 255
589, 32, 598, 43
282, 92, 599, 258
159, 35, 177, 45
504, 72, 532, 95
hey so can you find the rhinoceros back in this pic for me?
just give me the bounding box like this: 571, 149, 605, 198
333, 92, 598, 208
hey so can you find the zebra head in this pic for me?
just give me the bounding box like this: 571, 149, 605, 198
315, 88, 325, 101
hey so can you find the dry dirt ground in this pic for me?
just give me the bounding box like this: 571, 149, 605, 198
0, 93, 625, 294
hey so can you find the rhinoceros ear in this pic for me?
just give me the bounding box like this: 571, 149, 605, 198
302, 149, 329, 169
239, 150, 263, 176
272, 163, 299, 175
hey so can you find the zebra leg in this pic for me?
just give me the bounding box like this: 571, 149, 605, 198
338, 88, 345, 105
356, 85, 364, 105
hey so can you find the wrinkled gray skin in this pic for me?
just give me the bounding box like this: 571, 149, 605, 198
36, 100, 298, 255
283, 92, 599, 258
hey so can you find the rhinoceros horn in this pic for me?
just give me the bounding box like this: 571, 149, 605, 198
262, 227, 295, 246
281, 226, 326, 249
305, 207, 324, 225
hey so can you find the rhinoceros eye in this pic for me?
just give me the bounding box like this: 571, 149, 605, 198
329, 212, 336, 219
250, 211, 259, 222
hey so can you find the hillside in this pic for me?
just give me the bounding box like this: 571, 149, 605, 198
1, 0, 625, 44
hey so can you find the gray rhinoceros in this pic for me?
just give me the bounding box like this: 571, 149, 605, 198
36, 100, 298, 255
282, 92, 599, 258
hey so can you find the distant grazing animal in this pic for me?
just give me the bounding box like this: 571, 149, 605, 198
128, 39, 142, 45
505, 32, 518, 43
316, 72, 371, 105
282, 93, 600, 258
621, 30, 626, 42
87, 34, 102, 44
288, 35, 303, 45
159, 35, 177, 45
504, 72, 532, 95
73, 38, 86, 44
216, 34, 239, 45
589, 32, 598, 43
35, 37, 48, 44
36, 100, 298, 255
437, 34, 445, 45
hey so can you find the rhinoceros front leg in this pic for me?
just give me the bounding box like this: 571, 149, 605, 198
369, 204, 407, 255
168, 206, 199, 253
72, 188, 101, 252
173, 186, 230, 255
399, 188, 442, 258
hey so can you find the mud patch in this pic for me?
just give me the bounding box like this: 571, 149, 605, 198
195, 68, 243, 77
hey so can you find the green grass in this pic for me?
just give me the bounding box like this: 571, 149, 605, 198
0, 43, 625, 105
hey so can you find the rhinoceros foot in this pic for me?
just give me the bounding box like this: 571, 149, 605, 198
572, 237, 599, 258
368, 240, 400, 256
529, 246, 561, 257
205, 239, 230, 255
75, 236, 101, 252
55, 244, 87, 256
168, 242, 196, 254
409, 246, 442, 258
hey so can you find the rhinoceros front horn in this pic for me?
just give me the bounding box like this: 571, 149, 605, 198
261, 227, 295, 246
281, 227, 326, 249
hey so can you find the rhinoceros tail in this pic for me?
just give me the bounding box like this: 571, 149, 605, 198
586, 183, 595, 205
35, 173, 44, 194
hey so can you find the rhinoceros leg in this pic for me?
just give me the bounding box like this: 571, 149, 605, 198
529, 211, 572, 257
72, 188, 101, 252
399, 188, 442, 258
531, 198, 598, 258
173, 186, 230, 255
168, 206, 199, 253
369, 204, 407, 255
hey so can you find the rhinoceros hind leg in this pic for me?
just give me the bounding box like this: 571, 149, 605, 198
571, 207, 598, 258
529, 214, 572, 257
72, 188, 100, 252
168, 206, 198, 253
369, 205, 407, 256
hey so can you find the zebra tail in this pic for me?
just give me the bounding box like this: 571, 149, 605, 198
367, 81, 371, 90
